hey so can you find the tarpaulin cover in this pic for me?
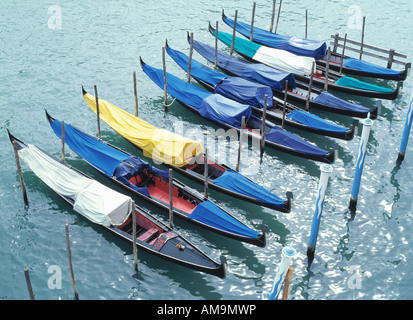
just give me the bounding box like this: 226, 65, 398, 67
312, 92, 372, 114
213, 169, 285, 209
336, 76, 393, 93
191, 37, 295, 90
286, 110, 347, 134
343, 58, 401, 77
188, 201, 259, 238
199, 94, 252, 128
166, 44, 227, 86
214, 77, 273, 109
142, 63, 252, 128
265, 125, 328, 158
211, 29, 315, 76
223, 14, 327, 60
83, 92, 203, 167
18, 144, 132, 227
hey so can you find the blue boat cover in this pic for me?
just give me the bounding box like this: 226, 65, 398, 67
223, 14, 327, 60
312, 92, 372, 114
166, 44, 273, 108
49, 118, 169, 197
286, 110, 347, 134
188, 201, 259, 238
343, 58, 401, 77
142, 63, 252, 128
191, 38, 296, 90
213, 169, 286, 209
336, 76, 393, 93
214, 77, 273, 109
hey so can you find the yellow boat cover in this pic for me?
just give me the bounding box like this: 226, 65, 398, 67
83, 92, 203, 167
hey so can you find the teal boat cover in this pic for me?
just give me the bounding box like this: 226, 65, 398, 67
336, 76, 393, 93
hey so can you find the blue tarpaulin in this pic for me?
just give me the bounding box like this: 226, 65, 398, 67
213, 169, 286, 209
214, 77, 273, 109
223, 14, 327, 60
188, 201, 259, 238
286, 110, 347, 134
312, 92, 372, 114
142, 63, 252, 128
191, 38, 295, 91
343, 58, 401, 77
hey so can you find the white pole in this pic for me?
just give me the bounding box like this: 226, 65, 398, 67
268, 246, 297, 300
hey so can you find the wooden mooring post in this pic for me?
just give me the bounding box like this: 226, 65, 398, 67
236, 116, 246, 172
65, 224, 79, 300
168, 168, 174, 229
250, 2, 256, 41
12, 140, 29, 207
94, 85, 101, 140
24, 268, 35, 300
269, 0, 276, 33
133, 71, 138, 117
131, 201, 138, 271
230, 10, 238, 55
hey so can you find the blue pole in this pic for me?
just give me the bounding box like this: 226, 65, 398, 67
268, 246, 297, 300
307, 164, 333, 262
349, 117, 374, 210
398, 89, 413, 162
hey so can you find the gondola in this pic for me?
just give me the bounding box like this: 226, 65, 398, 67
189, 34, 379, 119
221, 10, 410, 81
7, 130, 225, 278
81, 87, 292, 213
208, 23, 400, 100
141, 58, 335, 164
165, 41, 354, 141
46, 111, 266, 247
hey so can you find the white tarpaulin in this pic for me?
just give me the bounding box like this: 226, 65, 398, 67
252, 46, 315, 76
18, 144, 132, 227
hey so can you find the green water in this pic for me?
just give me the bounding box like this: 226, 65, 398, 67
1, 0, 412, 300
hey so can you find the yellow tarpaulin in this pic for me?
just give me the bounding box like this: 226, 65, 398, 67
83, 92, 203, 167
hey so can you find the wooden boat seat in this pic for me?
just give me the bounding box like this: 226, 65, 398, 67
137, 227, 159, 242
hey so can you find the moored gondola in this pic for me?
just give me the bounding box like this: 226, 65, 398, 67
46, 111, 266, 247
7, 130, 225, 278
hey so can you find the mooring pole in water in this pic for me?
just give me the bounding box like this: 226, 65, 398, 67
324, 47, 332, 91
236, 116, 246, 172
12, 140, 29, 207
268, 246, 297, 300
169, 168, 174, 229
61, 121, 65, 163
65, 224, 79, 300
214, 21, 219, 70
133, 71, 138, 117
250, 2, 256, 41
349, 117, 374, 211
269, 0, 276, 32
305, 9, 308, 39
260, 94, 268, 154
306, 62, 315, 111
359, 16, 366, 60
339, 33, 348, 75
274, 0, 283, 34
131, 201, 138, 271
230, 10, 238, 56
163, 47, 168, 110
24, 268, 35, 300
397, 88, 413, 162
282, 266, 294, 300
187, 32, 194, 83
307, 164, 333, 263
204, 147, 209, 199
94, 85, 101, 140
282, 80, 288, 128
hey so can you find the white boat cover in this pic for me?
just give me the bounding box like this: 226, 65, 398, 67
252, 46, 315, 76
18, 144, 132, 227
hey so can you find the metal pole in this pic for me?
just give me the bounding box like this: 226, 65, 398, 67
230, 10, 238, 55
24, 268, 35, 300
187, 32, 194, 83
61, 121, 65, 163
268, 246, 297, 300
275, 0, 283, 34
349, 117, 374, 211
397, 88, 413, 162
260, 94, 268, 154
65, 224, 79, 300
359, 16, 366, 60
307, 164, 333, 263
214, 21, 219, 70
339, 33, 348, 75
12, 141, 28, 207
133, 71, 138, 117
131, 201, 138, 271
163, 47, 168, 110
324, 47, 332, 91
269, 0, 276, 33
282, 80, 288, 128
236, 116, 245, 172
169, 168, 174, 228
204, 147, 209, 199
306, 62, 315, 111
94, 85, 101, 140
250, 2, 256, 41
